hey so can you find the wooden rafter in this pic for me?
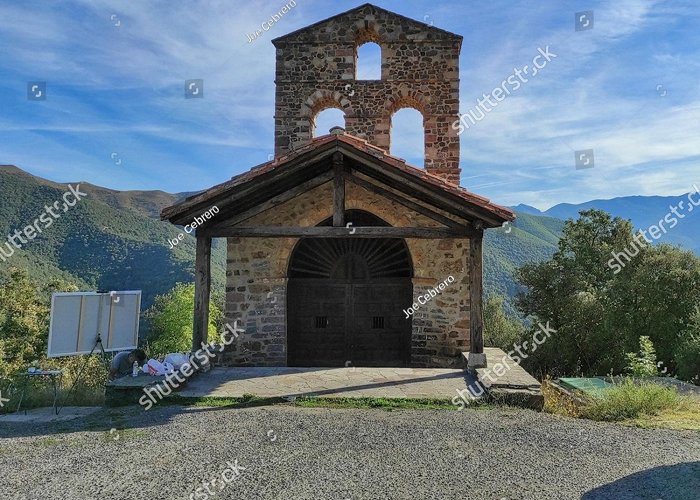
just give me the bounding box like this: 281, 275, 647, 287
206, 170, 335, 230
341, 149, 504, 226
345, 172, 473, 234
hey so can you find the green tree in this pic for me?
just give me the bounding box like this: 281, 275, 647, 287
144, 283, 223, 354
607, 244, 700, 369
0, 268, 79, 378
0, 268, 49, 378
483, 295, 523, 350
516, 209, 700, 378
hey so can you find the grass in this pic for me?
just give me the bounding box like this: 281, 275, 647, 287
14, 385, 474, 413
161, 393, 477, 411
0, 358, 107, 414
36, 437, 61, 447
623, 404, 700, 431
0, 384, 105, 414
292, 396, 462, 410
542, 380, 585, 418
544, 377, 700, 431
582, 379, 686, 421
162, 393, 277, 408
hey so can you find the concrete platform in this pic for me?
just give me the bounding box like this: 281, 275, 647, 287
102, 356, 544, 409
177, 367, 475, 400
0, 406, 101, 423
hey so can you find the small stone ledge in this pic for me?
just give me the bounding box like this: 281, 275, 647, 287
461, 348, 544, 410
105, 375, 168, 407
486, 387, 544, 411
105, 369, 199, 407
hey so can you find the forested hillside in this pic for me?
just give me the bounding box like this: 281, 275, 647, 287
485, 213, 564, 308
0, 166, 227, 308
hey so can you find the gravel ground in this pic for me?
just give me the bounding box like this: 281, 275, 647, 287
1, 404, 699, 500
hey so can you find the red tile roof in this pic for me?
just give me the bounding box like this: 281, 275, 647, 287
161, 132, 514, 223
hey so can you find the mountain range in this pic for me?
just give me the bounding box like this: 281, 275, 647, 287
512, 190, 700, 254
1, 165, 697, 315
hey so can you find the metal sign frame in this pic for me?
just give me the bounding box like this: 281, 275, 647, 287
48, 291, 141, 358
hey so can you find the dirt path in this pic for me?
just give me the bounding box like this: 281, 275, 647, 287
1, 404, 698, 499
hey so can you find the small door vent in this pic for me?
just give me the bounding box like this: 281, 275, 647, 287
315, 316, 329, 328
372, 316, 385, 329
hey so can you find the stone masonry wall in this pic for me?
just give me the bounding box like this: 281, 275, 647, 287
272, 4, 462, 184
221, 180, 471, 368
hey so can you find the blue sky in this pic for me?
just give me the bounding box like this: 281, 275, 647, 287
1, 0, 698, 209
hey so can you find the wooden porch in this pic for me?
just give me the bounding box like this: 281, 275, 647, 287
161, 132, 515, 369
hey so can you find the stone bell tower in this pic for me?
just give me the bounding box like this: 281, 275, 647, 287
271, 3, 463, 185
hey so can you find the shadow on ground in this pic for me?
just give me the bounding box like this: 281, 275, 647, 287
0, 401, 278, 439
581, 461, 700, 500
0, 392, 467, 440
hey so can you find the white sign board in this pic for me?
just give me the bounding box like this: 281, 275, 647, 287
48, 291, 141, 357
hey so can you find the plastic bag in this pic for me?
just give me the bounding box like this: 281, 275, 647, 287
164, 353, 190, 370
145, 359, 175, 376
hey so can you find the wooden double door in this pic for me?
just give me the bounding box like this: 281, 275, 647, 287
287, 279, 412, 367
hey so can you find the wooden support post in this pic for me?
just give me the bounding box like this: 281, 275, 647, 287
333, 152, 345, 227
193, 235, 212, 352
468, 225, 486, 370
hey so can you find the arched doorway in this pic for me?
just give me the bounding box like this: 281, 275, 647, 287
287, 210, 413, 367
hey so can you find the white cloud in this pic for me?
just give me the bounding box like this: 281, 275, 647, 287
1, 0, 699, 209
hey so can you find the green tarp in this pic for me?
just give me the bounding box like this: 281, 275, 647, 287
558, 377, 613, 396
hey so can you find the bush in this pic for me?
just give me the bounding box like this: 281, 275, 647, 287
582, 378, 685, 421
675, 308, 700, 384
674, 333, 700, 384
144, 283, 223, 355
0, 268, 105, 413
625, 336, 659, 377
484, 295, 524, 350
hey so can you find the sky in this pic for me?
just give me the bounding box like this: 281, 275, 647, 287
0, 0, 699, 210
